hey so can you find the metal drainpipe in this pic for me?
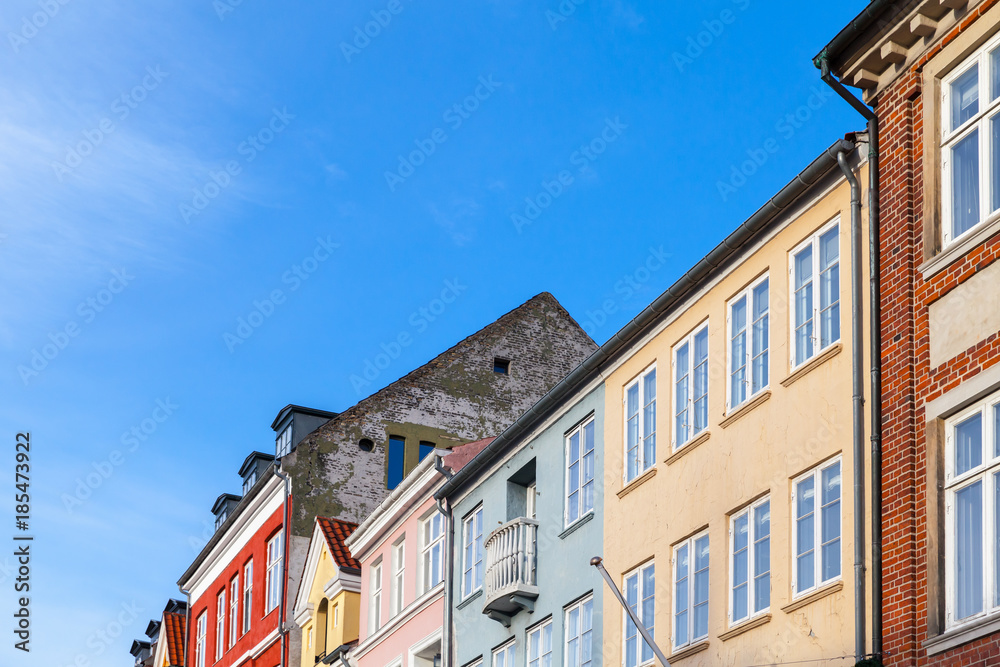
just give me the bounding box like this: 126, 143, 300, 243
819, 57, 883, 663
275, 465, 293, 667
837, 148, 866, 663
435, 453, 456, 667
180, 587, 192, 667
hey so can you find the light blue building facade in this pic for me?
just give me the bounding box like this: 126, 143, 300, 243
436, 384, 605, 667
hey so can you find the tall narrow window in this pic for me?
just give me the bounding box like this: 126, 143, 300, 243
565, 596, 593, 667
370, 560, 383, 632
791, 222, 840, 369
527, 619, 552, 667
242, 560, 253, 634
462, 506, 484, 598
276, 426, 292, 458
730, 498, 770, 625
493, 640, 516, 667
266, 532, 283, 613
566, 417, 596, 526
419, 441, 436, 462
391, 540, 405, 617
387, 436, 405, 490
624, 366, 656, 483
728, 277, 769, 411
229, 576, 239, 648
623, 562, 655, 667
216, 590, 225, 660
421, 512, 445, 593
674, 323, 709, 448
793, 458, 842, 596
945, 391, 1000, 627
196, 612, 207, 667
673, 533, 709, 650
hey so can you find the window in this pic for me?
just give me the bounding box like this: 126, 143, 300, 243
790, 222, 840, 368
625, 365, 656, 482
462, 506, 484, 597
215, 510, 227, 531
266, 532, 283, 613
276, 425, 292, 458
565, 596, 593, 667
941, 34, 1000, 245
527, 619, 552, 667
945, 393, 1000, 626
242, 470, 257, 495
730, 498, 770, 625
419, 441, 436, 462
566, 418, 596, 526
623, 562, 654, 667
370, 559, 383, 632
390, 540, 405, 617
242, 560, 252, 634
674, 324, 709, 449
216, 590, 225, 660
728, 276, 769, 411
388, 436, 405, 490
308, 627, 313, 651
421, 511, 445, 593
493, 640, 516, 667
196, 612, 207, 667
333, 604, 339, 627
494, 357, 510, 374
673, 533, 709, 650
793, 458, 842, 596
229, 576, 238, 648
527, 482, 537, 520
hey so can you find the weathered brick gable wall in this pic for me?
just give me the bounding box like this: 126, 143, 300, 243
282, 292, 598, 536
877, 18, 1000, 665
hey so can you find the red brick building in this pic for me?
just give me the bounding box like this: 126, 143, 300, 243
821, 1, 1000, 664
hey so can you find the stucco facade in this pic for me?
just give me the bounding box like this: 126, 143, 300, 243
600, 154, 871, 665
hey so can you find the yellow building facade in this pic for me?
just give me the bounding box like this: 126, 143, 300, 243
601, 144, 872, 665
293, 517, 363, 667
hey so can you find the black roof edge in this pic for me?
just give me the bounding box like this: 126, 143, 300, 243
130, 640, 152, 656
269, 404, 339, 431
321, 641, 359, 664
813, 0, 899, 70
238, 451, 275, 477
211, 493, 242, 515
436, 137, 859, 502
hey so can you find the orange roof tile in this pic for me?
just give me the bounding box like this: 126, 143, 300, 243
316, 517, 360, 569
162, 612, 185, 666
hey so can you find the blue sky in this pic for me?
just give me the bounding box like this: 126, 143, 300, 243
0, 0, 867, 665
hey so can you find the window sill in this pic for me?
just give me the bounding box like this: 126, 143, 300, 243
925, 611, 1000, 655
780, 580, 843, 613
780, 343, 842, 388
720, 391, 771, 429
719, 613, 771, 641
456, 589, 482, 610
920, 210, 1000, 279
616, 467, 657, 499
665, 430, 710, 465
559, 512, 594, 539
669, 640, 709, 662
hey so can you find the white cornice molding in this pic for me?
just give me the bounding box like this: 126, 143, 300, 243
351, 584, 444, 660
324, 570, 362, 600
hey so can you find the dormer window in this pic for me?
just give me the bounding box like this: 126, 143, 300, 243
276, 426, 292, 458
215, 510, 227, 530
242, 470, 257, 495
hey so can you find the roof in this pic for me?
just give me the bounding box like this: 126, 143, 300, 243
238, 451, 274, 477
211, 493, 242, 515
161, 611, 185, 666
270, 404, 339, 431
813, 0, 899, 70
316, 516, 360, 569
443, 437, 495, 472
437, 138, 859, 501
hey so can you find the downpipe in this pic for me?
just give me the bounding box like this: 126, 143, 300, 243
435, 455, 455, 667
275, 465, 293, 667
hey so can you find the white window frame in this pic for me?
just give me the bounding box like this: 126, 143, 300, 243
944, 391, 1000, 628
242, 470, 257, 495
462, 505, 484, 598
792, 457, 843, 597
276, 425, 292, 458
242, 560, 252, 635
370, 558, 383, 632
390, 539, 405, 617
789, 219, 841, 370
420, 511, 445, 593
493, 639, 516, 667
564, 595, 593, 667
729, 497, 770, 626
265, 532, 283, 614
565, 416, 596, 527
941, 32, 1000, 246
196, 612, 207, 667
229, 576, 239, 648
726, 275, 770, 412
216, 590, 225, 660
672, 532, 709, 651
622, 561, 655, 667
623, 364, 657, 483
673, 322, 710, 450
527, 618, 553, 667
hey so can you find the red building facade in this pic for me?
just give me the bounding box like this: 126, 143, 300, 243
823, 1, 1000, 664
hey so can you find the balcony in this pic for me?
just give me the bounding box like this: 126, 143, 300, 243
482, 517, 538, 626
